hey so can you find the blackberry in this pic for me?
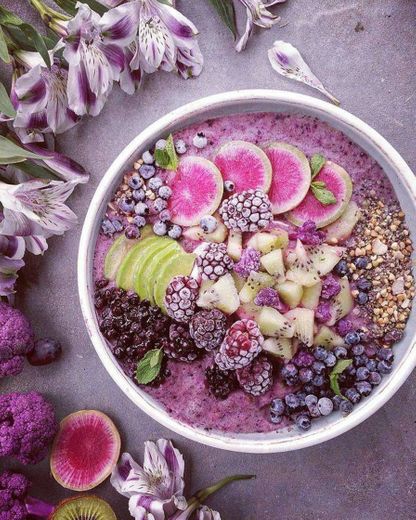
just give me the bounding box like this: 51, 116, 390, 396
189, 309, 227, 350
219, 189, 273, 232
205, 365, 237, 399
164, 323, 201, 363
164, 276, 199, 322
196, 243, 234, 281
219, 319, 264, 370
236, 355, 273, 396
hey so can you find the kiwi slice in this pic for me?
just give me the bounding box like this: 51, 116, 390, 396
51, 496, 117, 520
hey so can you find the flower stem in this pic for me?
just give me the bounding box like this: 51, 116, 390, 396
28, 0, 69, 37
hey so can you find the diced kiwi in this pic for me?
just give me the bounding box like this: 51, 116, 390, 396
269, 227, 289, 249
231, 272, 246, 292
256, 307, 294, 338
246, 232, 280, 253
262, 337, 294, 360
285, 308, 315, 347
314, 326, 345, 348
301, 281, 322, 310
227, 229, 242, 260
197, 273, 240, 314
260, 249, 285, 278
276, 280, 303, 309
306, 244, 345, 276
285, 240, 320, 287
326, 276, 353, 326
239, 271, 275, 303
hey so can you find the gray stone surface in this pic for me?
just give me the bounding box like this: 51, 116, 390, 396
1, 0, 416, 518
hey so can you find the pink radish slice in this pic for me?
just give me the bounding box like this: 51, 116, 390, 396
287, 161, 353, 228
167, 156, 223, 226
214, 140, 272, 192
50, 410, 121, 491
264, 142, 311, 214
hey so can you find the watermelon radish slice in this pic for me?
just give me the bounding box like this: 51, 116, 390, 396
50, 410, 121, 491
168, 156, 223, 226
264, 142, 311, 214
214, 140, 272, 192
287, 161, 353, 228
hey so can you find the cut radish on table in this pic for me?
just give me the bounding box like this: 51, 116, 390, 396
264, 142, 311, 214
168, 156, 223, 226
50, 410, 121, 491
287, 161, 353, 228
214, 140, 272, 192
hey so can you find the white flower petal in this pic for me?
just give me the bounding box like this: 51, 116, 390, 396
235, 10, 253, 52
268, 41, 340, 105
100, 1, 140, 46
240, 0, 280, 28
197, 506, 222, 520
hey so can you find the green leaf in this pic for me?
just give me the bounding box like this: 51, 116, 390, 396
0, 6, 24, 26
310, 153, 326, 179
14, 159, 56, 180
0, 26, 10, 63
154, 134, 179, 171
0, 136, 44, 162
0, 82, 15, 118
330, 359, 353, 396
54, 0, 107, 16
207, 0, 237, 39
20, 23, 51, 67
136, 349, 164, 384
310, 181, 337, 205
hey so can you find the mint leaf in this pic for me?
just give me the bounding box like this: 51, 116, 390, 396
136, 349, 164, 384
330, 359, 353, 396
310, 153, 326, 179
311, 181, 337, 205
154, 134, 179, 171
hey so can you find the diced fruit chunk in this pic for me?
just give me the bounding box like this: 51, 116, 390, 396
323, 201, 361, 243
269, 227, 289, 249
314, 326, 345, 348
104, 235, 138, 280
196, 273, 240, 314
256, 307, 294, 338
239, 271, 275, 303
277, 280, 303, 308
263, 337, 294, 360
326, 276, 353, 326
183, 220, 228, 243
154, 252, 196, 310
285, 308, 315, 347
227, 230, 243, 260
285, 240, 320, 287
301, 281, 322, 310
306, 244, 345, 276
246, 232, 280, 253
260, 248, 285, 278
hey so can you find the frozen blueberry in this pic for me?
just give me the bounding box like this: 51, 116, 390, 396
168, 224, 182, 239
153, 221, 167, 236
313, 346, 328, 361
118, 197, 135, 213
135, 202, 149, 216
354, 354, 368, 367
224, 180, 235, 192
369, 372, 382, 385
345, 332, 361, 346
153, 198, 168, 213
356, 381, 372, 396
142, 150, 154, 164
299, 367, 314, 383
271, 398, 285, 416
158, 186, 172, 200
377, 360, 393, 374
317, 397, 333, 416
305, 394, 318, 408
295, 413, 312, 431
356, 367, 369, 381
101, 218, 116, 235
312, 361, 326, 374
193, 132, 208, 149
351, 344, 365, 355
27, 338, 62, 366
312, 374, 325, 387
345, 365, 356, 378
377, 348, 394, 363
133, 188, 146, 201
340, 399, 353, 416
200, 215, 218, 234
366, 359, 378, 372
354, 256, 369, 269
297, 392, 306, 407
332, 395, 344, 410
155, 139, 167, 150
333, 259, 349, 277
159, 209, 171, 222
133, 215, 146, 228
281, 363, 298, 379
356, 292, 369, 305
356, 278, 372, 291
148, 177, 163, 190
112, 218, 123, 232
124, 225, 141, 239
270, 412, 283, 424
324, 352, 337, 367
128, 175, 143, 189
285, 393, 300, 410
175, 139, 187, 154
139, 164, 156, 179
334, 346, 348, 359
345, 387, 361, 404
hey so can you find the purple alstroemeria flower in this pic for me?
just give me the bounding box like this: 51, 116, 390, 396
0, 231, 25, 296
63, 2, 139, 116
119, 41, 143, 95
235, 0, 285, 52
196, 506, 221, 520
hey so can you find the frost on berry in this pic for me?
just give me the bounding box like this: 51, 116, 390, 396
219, 189, 273, 233
189, 309, 227, 350
236, 355, 273, 396
196, 243, 234, 281
164, 276, 199, 323
218, 319, 264, 370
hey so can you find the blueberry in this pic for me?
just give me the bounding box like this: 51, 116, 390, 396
312, 361, 326, 375
153, 221, 167, 236
153, 198, 167, 213
101, 218, 116, 235
356, 292, 369, 305
168, 224, 182, 239
354, 354, 368, 367
158, 186, 172, 200
308, 404, 321, 418
297, 392, 306, 407
124, 225, 140, 239
155, 139, 167, 149
271, 398, 285, 416
345, 332, 361, 345
224, 180, 235, 192
354, 256, 368, 269
369, 372, 382, 385
135, 202, 149, 216
340, 399, 354, 416
356, 278, 372, 291
356, 367, 369, 381
200, 215, 218, 234
133, 215, 146, 228
285, 393, 300, 409
112, 218, 123, 232
295, 413, 312, 431
332, 395, 344, 410
133, 188, 146, 201
148, 177, 163, 190
27, 338, 62, 366
305, 394, 318, 408
356, 381, 372, 396
345, 387, 361, 404
281, 363, 298, 379
270, 412, 283, 424
128, 175, 143, 189
366, 359, 377, 372
303, 384, 315, 394
317, 397, 334, 416
175, 139, 187, 155
142, 150, 154, 164
118, 197, 135, 213
193, 132, 207, 149
351, 344, 364, 355
333, 259, 349, 277
139, 164, 156, 179
299, 367, 314, 383
312, 374, 325, 387
334, 346, 348, 359
313, 346, 328, 361
377, 348, 394, 363
377, 360, 393, 374
159, 209, 171, 222
324, 352, 337, 367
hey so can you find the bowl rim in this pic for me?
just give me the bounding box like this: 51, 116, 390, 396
78, 89, 416, 453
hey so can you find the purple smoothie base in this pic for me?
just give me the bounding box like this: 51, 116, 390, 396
93, 112, 399, 434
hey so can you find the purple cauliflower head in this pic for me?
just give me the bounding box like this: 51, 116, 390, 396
315, 302, 332, 324
233, 248, 261, 278
321, 275, 341, 300
0, 470, 30, 520
0, 302, 34, 378
254, 288, 288, 313
289, 220, 325, 246
0, 392, 58, 465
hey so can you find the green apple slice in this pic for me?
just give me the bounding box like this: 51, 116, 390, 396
154, 252, 196, 311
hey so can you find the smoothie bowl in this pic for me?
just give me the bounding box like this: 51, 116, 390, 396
78, 90, 416, 452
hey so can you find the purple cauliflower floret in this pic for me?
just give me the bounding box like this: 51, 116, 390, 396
254, 288, 288, 313
315, 302, 332, 323
336, 318, 354, 336
289, 220, 325, 246
292, 349, 315, 367
0, 470, 30, 520
233, 248, 261, 278
0, 392, 58, 465
321, 275, 341, 300
0, 302, 34, 378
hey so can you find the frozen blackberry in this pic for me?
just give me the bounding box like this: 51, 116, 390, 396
189, 309, 227, 350
205, 365, 237, 399
218, 319, 264, 369
196, 243, 234, 281
236, 355, 273, 396
219, 189, 272, 232
164, 323, 201, 363
164, 276, 199, 323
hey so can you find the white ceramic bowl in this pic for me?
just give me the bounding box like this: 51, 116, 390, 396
78, 90, 416, 453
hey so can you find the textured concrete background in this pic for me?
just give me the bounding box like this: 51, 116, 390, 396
1, 1, 416, 519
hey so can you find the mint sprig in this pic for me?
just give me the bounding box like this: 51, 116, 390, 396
310, 153, 326, 179
329, 359, 353, 396
154, 134, 179, 171
309, 153, 337, 205
136, 348, 164, 384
